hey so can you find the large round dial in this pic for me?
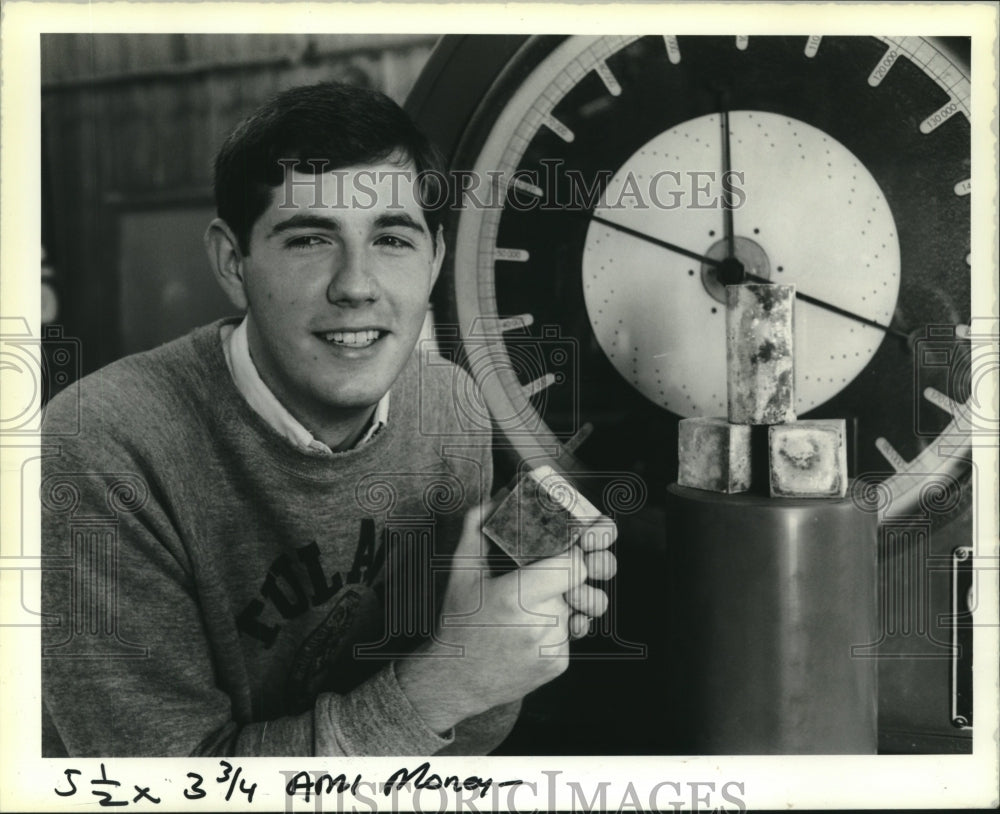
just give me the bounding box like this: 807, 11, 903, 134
407, 33, 977, 756
422, 35, 971, 512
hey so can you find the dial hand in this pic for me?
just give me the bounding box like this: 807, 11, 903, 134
719, 101, 736, 263
589, 214, 910, 343
739, 269, 910, 341
591, 214, 721, 267
716, 99, 744, 285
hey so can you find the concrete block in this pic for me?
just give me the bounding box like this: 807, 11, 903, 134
727, 283, 796, 425
677, 417, 752, 493
769, 419, 848, 498
483, 465, 603, 566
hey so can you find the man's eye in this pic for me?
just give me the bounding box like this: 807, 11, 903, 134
286, 235, 328, 250
376, 235, 414, 250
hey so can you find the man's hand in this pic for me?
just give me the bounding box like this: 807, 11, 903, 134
567, 516, 618, 638
396, 503, 617, 734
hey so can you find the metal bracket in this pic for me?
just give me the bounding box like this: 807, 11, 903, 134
950, 546, 973, 729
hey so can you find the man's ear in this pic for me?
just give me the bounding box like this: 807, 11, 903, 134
429, 224, 446, 290
204, 218, 249, 311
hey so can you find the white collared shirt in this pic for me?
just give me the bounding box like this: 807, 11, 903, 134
221, 317, 389, 455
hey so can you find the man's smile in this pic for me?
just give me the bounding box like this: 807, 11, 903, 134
315, 328, 389, 349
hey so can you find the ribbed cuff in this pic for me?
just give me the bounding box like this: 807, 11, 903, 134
315, 664, 455, 756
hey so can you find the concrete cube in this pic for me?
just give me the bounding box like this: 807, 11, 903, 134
727, 283, 796, 425
769, 419, 848, 498
677, 417, 752, 493
483, 465, 603, 566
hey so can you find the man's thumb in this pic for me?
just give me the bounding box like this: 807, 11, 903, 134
448, 502, 494, 585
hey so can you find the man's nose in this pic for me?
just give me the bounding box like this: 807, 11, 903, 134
327, 247, 377, 306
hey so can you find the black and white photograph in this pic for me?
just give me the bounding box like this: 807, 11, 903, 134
1, 2, 998, 811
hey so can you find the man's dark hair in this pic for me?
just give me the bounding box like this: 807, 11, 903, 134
213, 81, 446, 253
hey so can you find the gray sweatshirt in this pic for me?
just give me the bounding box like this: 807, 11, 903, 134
41, 319, 518, 756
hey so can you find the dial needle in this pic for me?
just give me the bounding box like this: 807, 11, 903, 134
589, 214, 911, 343
740, 269, 910, 341
592, 214, 721, 267
720, 104, 736, 262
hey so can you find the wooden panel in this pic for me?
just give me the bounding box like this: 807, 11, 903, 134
118, 207, 236, 354
43, 83, 123, 370
41, 34, 438, 84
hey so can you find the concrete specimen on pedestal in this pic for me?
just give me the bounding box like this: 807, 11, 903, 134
483, 465, 603, 566
769, 419, 848, 498
727, 283, 796, 425
677, 417, 753, 494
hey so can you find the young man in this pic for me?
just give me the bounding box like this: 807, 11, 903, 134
41, 82, 616, 756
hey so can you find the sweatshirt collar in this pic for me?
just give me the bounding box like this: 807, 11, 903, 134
221, 316, 389, 455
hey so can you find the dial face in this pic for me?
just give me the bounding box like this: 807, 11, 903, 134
583, 110, 900, 416
447, 35, 971, 506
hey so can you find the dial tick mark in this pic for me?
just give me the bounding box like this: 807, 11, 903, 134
522, 373, 556, 399
876, 437, 908, 472
511, 177, 544, 198
923, 386, 962, 417
663, 36, 681, 64
495, 247, 530, 262
543, 114, 575, 143
920, 99, 960, 134
868, 47, 900, 87
478, 314, 535, 334
500, 314, 534, 333
595, 60, 622, 96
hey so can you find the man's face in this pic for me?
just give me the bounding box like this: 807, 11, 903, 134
236, 161, 443, 432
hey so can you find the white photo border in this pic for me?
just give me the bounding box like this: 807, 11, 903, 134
2, 3, 998, 811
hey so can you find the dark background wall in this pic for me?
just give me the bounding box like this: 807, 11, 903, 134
41, 34, 438, 380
